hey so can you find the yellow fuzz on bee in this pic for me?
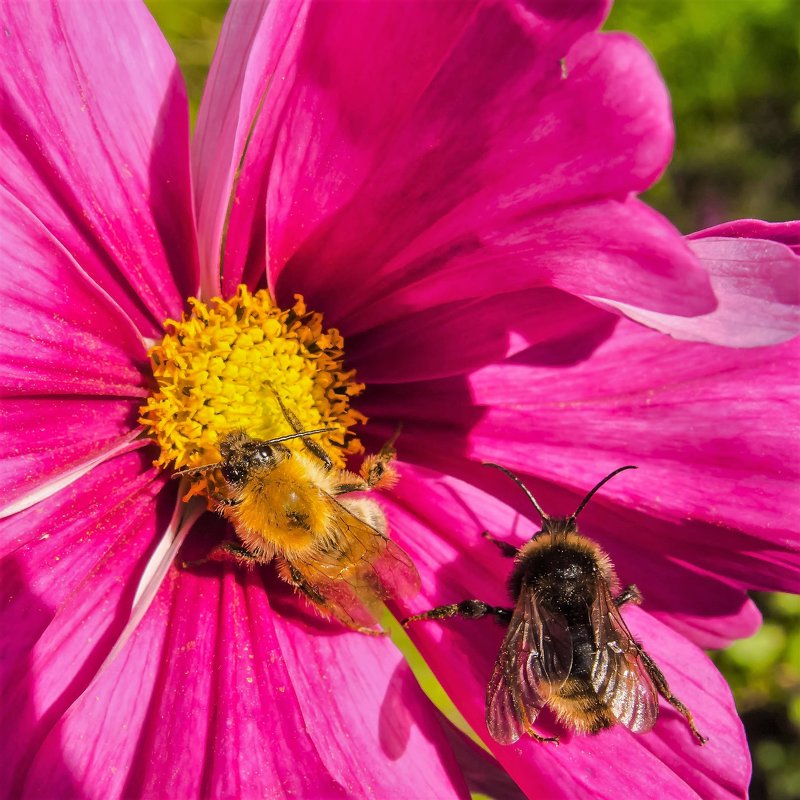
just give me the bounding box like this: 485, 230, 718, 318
139, 285, 365, 491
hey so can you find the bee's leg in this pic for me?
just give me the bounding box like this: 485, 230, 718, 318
354, 430, 400, 492
636, 645, 708, 745
614, 584, 642, 607
182, 541, 261, 569
333, 431, 400, 495
210, 492, 241, 507
287, 564, 328, 606
403, 599, 513, 626
268, 384, 333, 471
481, 530, 518, 557
527, 729, 560, 745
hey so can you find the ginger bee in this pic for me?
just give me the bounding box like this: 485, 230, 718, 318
175, 395, 418, 634
404, 465, 707, 746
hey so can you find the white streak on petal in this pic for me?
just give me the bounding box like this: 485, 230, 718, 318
132, 491, 204, 610
105, 487, 205, 668
0, 432, 143, 518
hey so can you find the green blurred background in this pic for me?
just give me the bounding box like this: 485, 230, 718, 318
146, 1, 800, 796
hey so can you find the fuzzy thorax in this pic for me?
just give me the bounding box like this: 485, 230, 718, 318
225, 452, 337, 558
510, 524, 618, 608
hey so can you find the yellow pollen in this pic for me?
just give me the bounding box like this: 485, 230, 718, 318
139, 285, 365, 489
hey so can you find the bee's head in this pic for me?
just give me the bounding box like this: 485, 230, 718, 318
220, 439, 286, 487
217, 427, 334, 487
540, 516, 579, 539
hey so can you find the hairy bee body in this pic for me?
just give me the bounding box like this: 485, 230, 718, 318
511, 528, 618, 735
510, 522, 611, 608
405, 465, 707, 746
221, 442, 356, 559
178, 421, 418, 634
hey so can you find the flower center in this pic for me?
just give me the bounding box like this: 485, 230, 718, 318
140, 285, 365, 492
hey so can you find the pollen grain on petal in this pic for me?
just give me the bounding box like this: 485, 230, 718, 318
139, 285, 365, 483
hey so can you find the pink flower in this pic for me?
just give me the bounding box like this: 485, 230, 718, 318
0, 2, 797, 800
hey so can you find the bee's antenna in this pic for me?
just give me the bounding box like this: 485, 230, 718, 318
171, 463, 219, 479
483, 462, 550, 522
571, 466, 637, 520
262, 427, 335, 445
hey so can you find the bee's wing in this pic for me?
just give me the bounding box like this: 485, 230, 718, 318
291, 496, 419, 633
590, 582, 659, 733
363, 529, 421, 602
486, 589, 572, 743
328, 495, 420, 599
524, 589, 573, 687
486, 657, 527, 744
292, 554, 386, 631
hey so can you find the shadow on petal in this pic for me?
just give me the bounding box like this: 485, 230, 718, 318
0, 557, 80, 798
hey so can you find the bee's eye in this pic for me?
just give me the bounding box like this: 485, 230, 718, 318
253, 444, 275, 466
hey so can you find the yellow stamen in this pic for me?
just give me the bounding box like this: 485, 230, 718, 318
139, 285, 365, 494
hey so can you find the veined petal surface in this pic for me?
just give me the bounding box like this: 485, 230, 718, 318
0, 450, 173, 798
611, 221, 800, 345
0, 0, 198, 337
196, 0, 712, 332
21, 546, 468, 800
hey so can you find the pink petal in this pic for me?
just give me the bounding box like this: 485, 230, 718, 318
193, 0, 312, 297
469, 324, 799, 554
195, 0, 607, 296
441, 724, 526, 800
364, 315, 799, 595
357, 316, 798, 647
0, 451, 172, 797
0, 189, 149, 396
1, 0, 198, 339
270, 27, 712, 329
385, 472, 749, 799
0, 186, 154, 514
195, 0, 705, 326
199, 0, 586, 295
349, 287, 613, 383
0, 398, 144, 518
341, 197, 709, 338
269, 0, 609, 289
20, 539, 468, 799
689, 219, 800, 255
340, 196, 706, 372
387, 466, 759, 650
270, 587, 467, 798
610, 226, 800, 346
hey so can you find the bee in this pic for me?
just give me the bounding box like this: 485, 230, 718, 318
175, 392, 419, 635
404, 464, 708, 746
